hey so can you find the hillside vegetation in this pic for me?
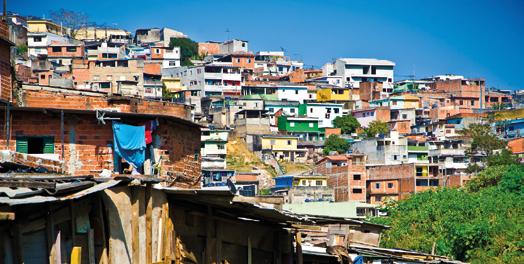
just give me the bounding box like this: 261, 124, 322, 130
371, 164, 524, 263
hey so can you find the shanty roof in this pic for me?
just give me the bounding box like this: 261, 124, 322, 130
157, 187, 304, 225
0, 175, 121, 206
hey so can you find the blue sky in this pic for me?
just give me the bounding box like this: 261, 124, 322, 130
12, 0, 524, 89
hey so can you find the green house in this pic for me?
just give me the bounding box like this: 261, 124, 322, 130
277, 116, 323, 141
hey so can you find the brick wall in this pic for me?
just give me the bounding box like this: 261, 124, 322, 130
316, 155, 367, 202
0, 109, 201, 186
0, 38, 12, 102
17, 85, 191, 120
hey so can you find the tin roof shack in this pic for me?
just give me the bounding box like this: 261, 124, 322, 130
161, 189, 299, 263
0, 176, 180, 264
366, 163, 441, 204
0, 107, 201, 186
315, 154, 367, 202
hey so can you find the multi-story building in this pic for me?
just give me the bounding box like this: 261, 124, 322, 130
134, 27, 187, 46
242, 84, 309, 103
253, 135, 307, 162
272, 175, 334, 203
352, 107, 391, 128
27, 19, 69, 35
46, 42, 84, 66
298, 103, 344, 128
72, 59, 144, 96
334, 58, 395, 92
201, 128, 229, 170
369, 95, 420, 109
74, 27, 131, 42
366, 163, 441, 204
315, 154, 367, 202
180, 64, 242, 97
150, 45, 181, 69
352, 131, 408, 165
27, 32, 69, 57
428, 139, 469, 177
219, 39, 249, 54
277, 116, 323, 141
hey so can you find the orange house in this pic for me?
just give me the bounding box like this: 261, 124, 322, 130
47, 42, 85, 59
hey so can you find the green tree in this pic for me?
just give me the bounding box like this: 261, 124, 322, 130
333, 115, 361, 134
169, 38, 199, 66
16, 44, 28, 56
460, 124, 505, 156
365, 120, 389, 137
323, 135, 350, 155
370, 164, 524, 263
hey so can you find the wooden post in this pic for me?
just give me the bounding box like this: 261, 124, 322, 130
295, 231, 303, 264
145, 184, 153, 264
131, 188, 140, 264
88, 229, 95, 264
247, 236, 252, 264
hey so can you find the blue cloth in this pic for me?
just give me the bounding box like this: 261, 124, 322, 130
112, 122, 146, 169
353, 255, 364, 264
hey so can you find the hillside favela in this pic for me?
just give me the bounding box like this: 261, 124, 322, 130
0, 1, 522, 263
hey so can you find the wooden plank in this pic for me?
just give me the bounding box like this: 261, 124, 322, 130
0, 212, 15, 220
0, 180, 56, 189
295, 231, 303, 264
145, 184, 153, 264
88, 229, 95, 264
131, 188, 140, 264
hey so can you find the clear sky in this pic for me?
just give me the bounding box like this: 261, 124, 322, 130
11, 0, 524, 89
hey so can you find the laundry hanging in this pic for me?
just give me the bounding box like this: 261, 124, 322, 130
112, 122, 146, 169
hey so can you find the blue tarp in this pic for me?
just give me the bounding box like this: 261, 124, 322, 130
112, 122, 146, 169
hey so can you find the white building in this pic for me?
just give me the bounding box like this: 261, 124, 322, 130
179, 63, 242, 97
27, 32, 70, 57
151, 45, 181, 69
201, 128, 229, 170
219, 39, 248, 54
334, 58, 395, 91
303, 103, 344, 128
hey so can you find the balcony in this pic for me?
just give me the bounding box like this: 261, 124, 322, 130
408, 145, 428, 152
429, 148, 465, 157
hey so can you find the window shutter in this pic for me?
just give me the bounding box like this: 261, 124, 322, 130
16, 137, 28, 153
43, 137, 55, 154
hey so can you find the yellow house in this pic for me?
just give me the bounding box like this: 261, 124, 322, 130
27, 20, 69, 36
400, 94, 421, 109
259, 135, 306, 162
316, 87, 351, 102
162, 77, 185, 93
294, 175, 328, 187
74, 27, 131, 41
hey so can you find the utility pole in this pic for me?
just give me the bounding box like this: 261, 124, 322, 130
3, 0, 6, 19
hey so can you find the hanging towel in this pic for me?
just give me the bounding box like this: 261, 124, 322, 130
145, 121, 153, 145
112, 122, 146, 169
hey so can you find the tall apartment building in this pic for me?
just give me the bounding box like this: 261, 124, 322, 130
334, 58, 395, 94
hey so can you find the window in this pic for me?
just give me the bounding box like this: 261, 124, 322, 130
16, 136, 54, 154
459, 100, 464, 106
237, 58, 241, 63
334, 108, 339, 114
310, 108, 313, 113
315, 180, 322, 186
247, 59, 251, 63
402, 114, 407, 119
33, 36, 42, 42
392, 101, 397, 105
169, 61, 177, 66
268, 108, 274, 112
416, 179, 428, 186
309, 123, 314, 128
470, 100, 475, 106
52, 47, 61, 52
388, 183, 394, 188
290, 108, 295, 113
353, 188, 363, 193
100, 82, 111, 89
287, 140, 292, 145
40, 74, 45, 79
66, 47, 77, 52
353, 174, 361, 180
356, 208, 366, 217
429, 179, 439, 186
295, 90, 299, 95
375, 196, 382, 202
393, 155, 398, 160
217, 144, 225, 150
375, 183, 380, 189
290, 122, 295, 127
